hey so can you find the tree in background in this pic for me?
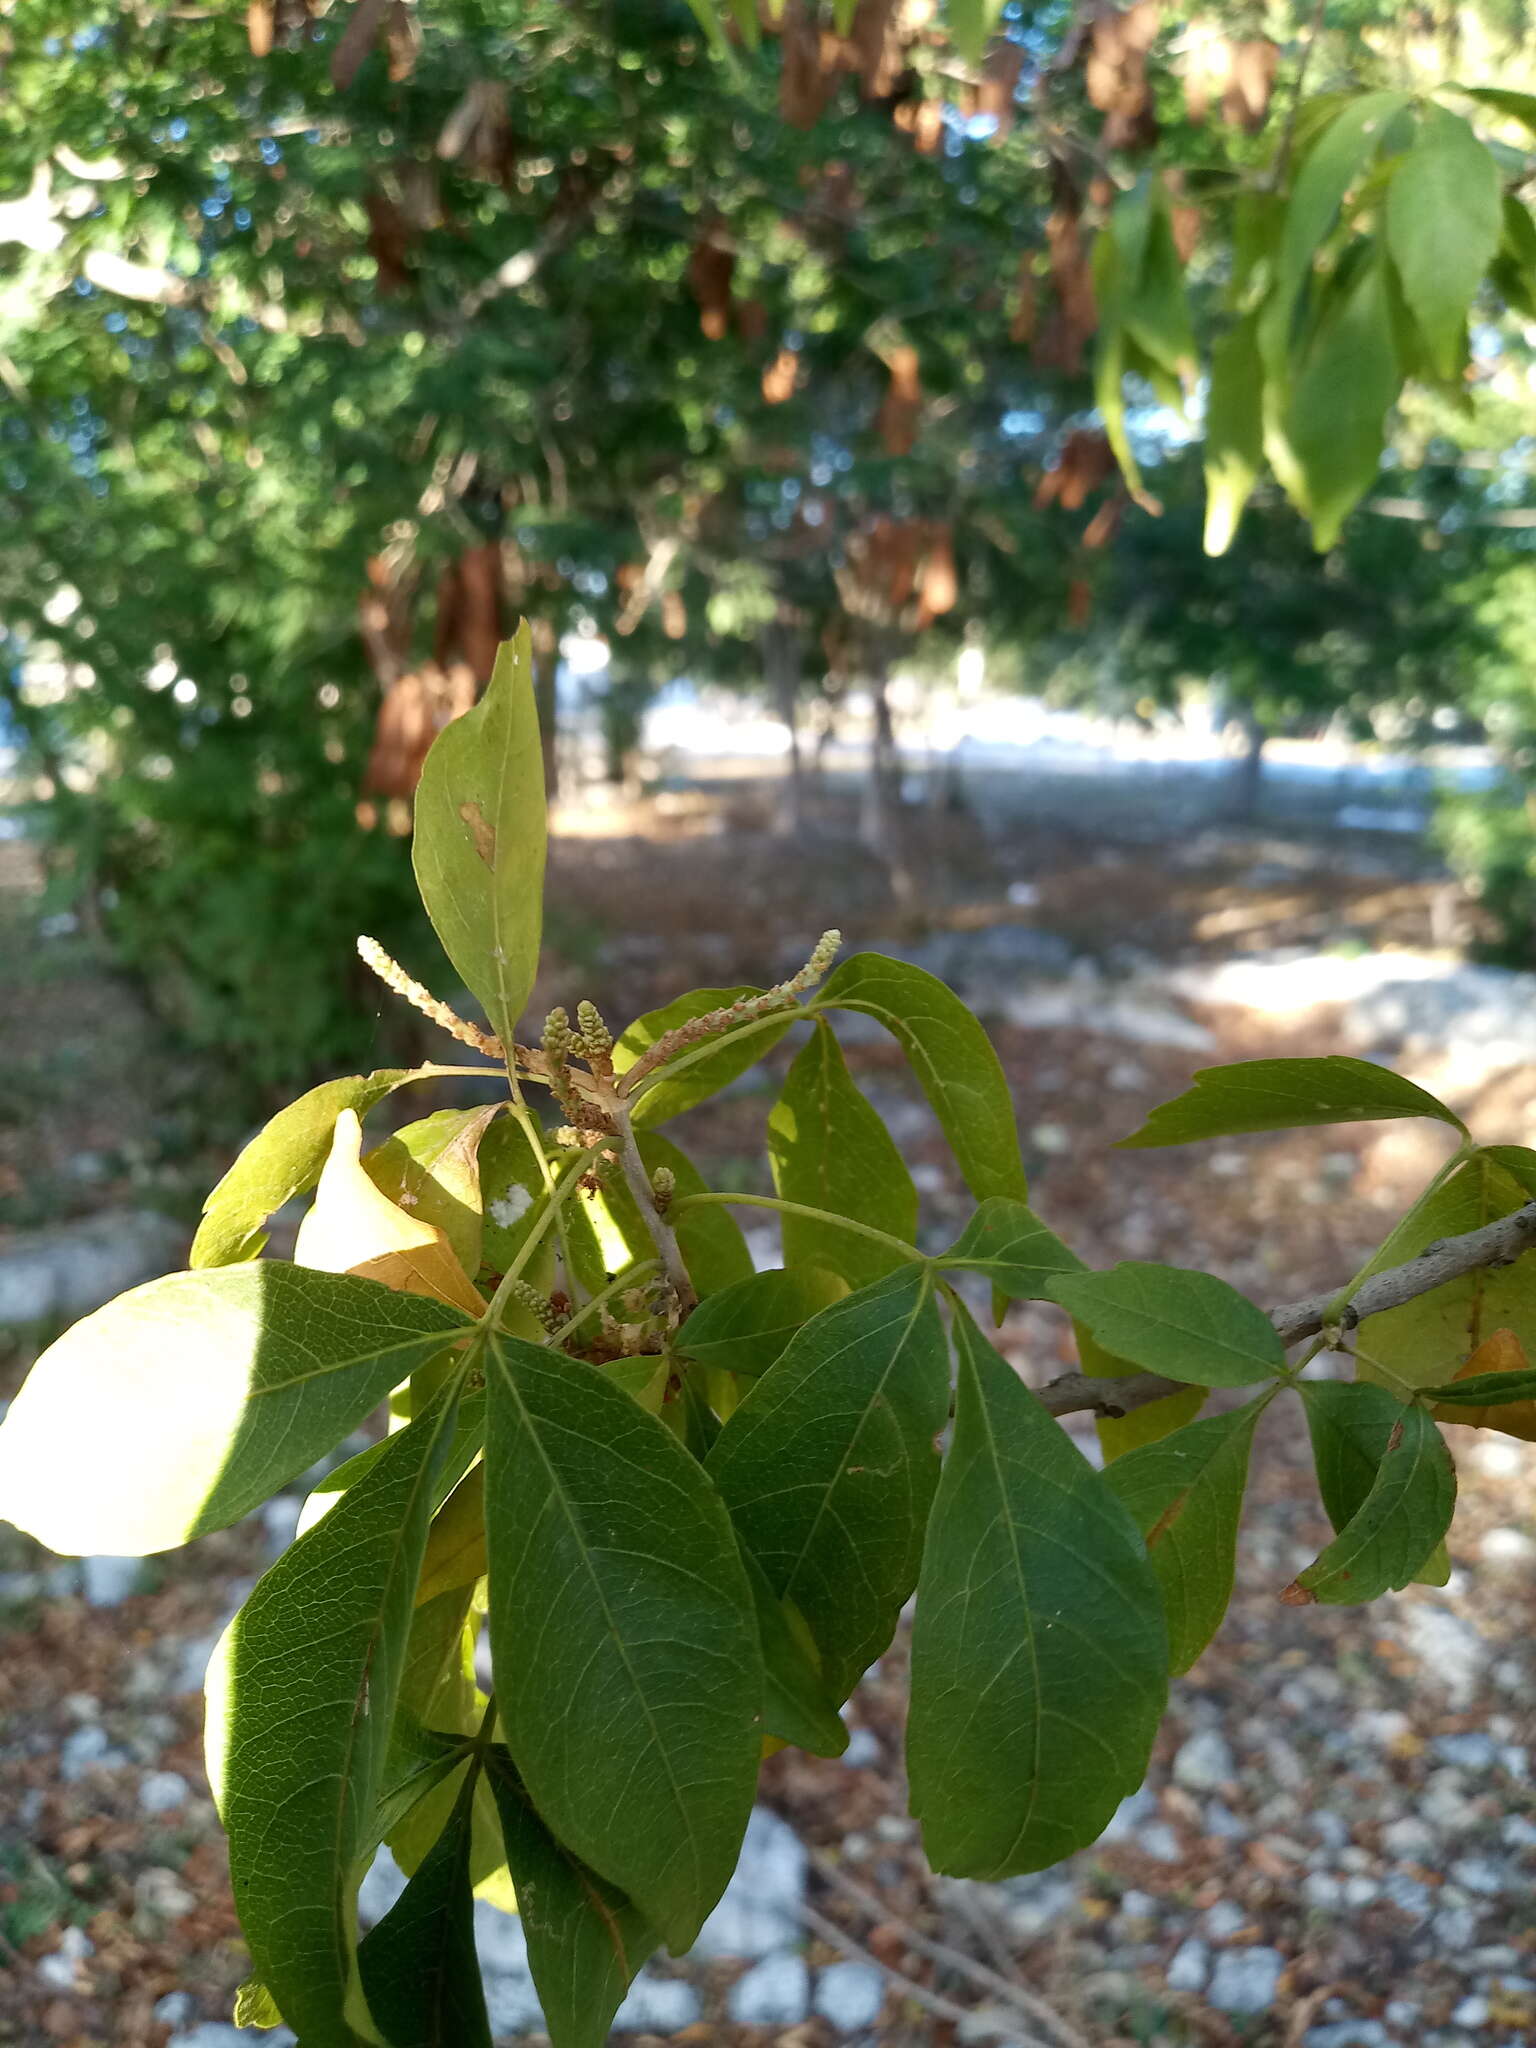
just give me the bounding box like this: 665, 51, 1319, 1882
5, 0, 1536, 1081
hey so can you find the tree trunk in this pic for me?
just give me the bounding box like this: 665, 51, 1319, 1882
529, 613, 560, 803
859, 664, 918, 907
761, 619, 805, 836
1231, 712, 1266, 820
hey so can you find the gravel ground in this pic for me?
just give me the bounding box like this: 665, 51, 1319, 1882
3, 802, 1534, 2047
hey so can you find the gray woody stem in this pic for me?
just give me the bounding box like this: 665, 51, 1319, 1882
1036, 1199, 1536, 1421
605, 1094, 696, 1308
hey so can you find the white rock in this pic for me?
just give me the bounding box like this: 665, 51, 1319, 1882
813, 1960, 886, 2030
1450, 1856, 1506, 1895
1434, 1732, 1499, 1771
1382, 1816, 1436, 1859
0, 1209, 184, 1327
1100, 1786, 1156, 1841
1166, 1938, 1209, 1992
693, 1807, 806, 1958
82, 1555, 144, 1607
1303, 1873, 1343, 1912
1453, 1995, 1492, 2027
1303, 2024, 1390, 2048
357, 1848, 409, 1929
153, 1993, 194, 2027
1173, 1729, 1235, 1792
36, 1925, 93, 1991
617, 1973, 704, 2030
140, 1770, 190, 1815
1001, 1872, 1076, 1936
1203, 1899, 1247, 1940
1204, 1800, 1247, 1840
1380, 1874, 1431, 1920
135, 1866, 196, 1922
60, 1723, 126, 1780
727, 1949, 810, 2026
1138, 1822, 1183, 1863
1208, 1946, 1285, 2014
842, 1725, 882, 1768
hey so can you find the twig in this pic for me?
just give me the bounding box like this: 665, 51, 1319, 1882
809, 1848, 1093, 2048
797, 1898, 1056, 2047
1269, 1201, 1536, 1347
1031, 1201, 1536, 1420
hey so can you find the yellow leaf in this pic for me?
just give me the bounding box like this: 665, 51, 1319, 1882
1433, 1327, 1536, 1441
295, 1110, 486, 1319
416, 1467, 487, 1606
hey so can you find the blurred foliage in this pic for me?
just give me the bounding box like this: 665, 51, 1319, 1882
6, 2, 1536, 1080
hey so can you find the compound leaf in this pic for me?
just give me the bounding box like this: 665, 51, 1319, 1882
677, 1267, 849, 1379
1385, 106, 1502, 378
412, 624, 547, 1049
1119, 1056, 1463, 1148
0, 1264, 469, 1556
484, 1749, 657, 2048
707, 1264, 950, 1703
908, 1305, 1166, 1878
357, 1770, 493, 2048
206, 1387, 461, 2048
1048, 1263, 1285, 1388
818, 953, 1028, 1208
484, 1336, 760, 1953
191, 1069, 410, 1267
937, 1197, 1084, 1299
768, 1021, 918, 1288
1286, 1401, 1455, 1605
615, 986, 794, 1129
1104, 1400, 1264, 1671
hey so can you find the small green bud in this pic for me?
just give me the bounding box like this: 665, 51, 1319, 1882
650, 1165, 676, 1214
542, 1006, 572, 1064
576, 999, 612, 1061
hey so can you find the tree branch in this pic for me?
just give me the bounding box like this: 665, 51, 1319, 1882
1033, 1200, 1536, 1420
1269, 1200, 1536, 1347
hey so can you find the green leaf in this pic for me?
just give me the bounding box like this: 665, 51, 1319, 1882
1302, 1379, 1413, 1534
0, 1265, 471, 1556
191, 1070, 410, 1266
1352, 1152, 1536, 1390
1119, 1055, 1464, 1148
1047, 1263, 1285, 1388
1385, 107, 1501, 378
1203, 317, 1264, 555
818, 953, 1028, 1207
1281, 247, 1400, 550
1124, 195, 1197, 385
1287, 1402, 1455, 1605
1493, 195, 1536, 317
1273, 91, 1413, 325
767, 1022, 918, 1288
206, 1386, 462, 2048
233, 1980, 285, 2029
708, 1265, 950, 1702
1078, 1321, 1207, 1462
1458, 85, 1536, 138
907, 1304, 1167, 1878
948, 0, 1001, 65
1104, 1401, 1264, 1672
484, 1335, 761, 1953
639, 1133, 755, 1296
615, 986, 793, 1129
357, 1771, 493, 2048
484, 1749, 657, 2048
741, 1546, 848, 1758
365, 1106, 502, 1282
677, 1266, 849, 1378
1092, 232, 1140, 495
412, 623, 547, 1049
936, 1197, 1083, 1299
1423, 1367, 1536, 1406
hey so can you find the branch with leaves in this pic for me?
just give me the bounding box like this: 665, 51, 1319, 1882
3, 630, 1535, 2042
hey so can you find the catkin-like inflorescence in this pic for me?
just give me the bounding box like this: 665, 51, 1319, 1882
576, 998, 613, 1066
356, 935, 503, 1057
503, 1278, 563, 1335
